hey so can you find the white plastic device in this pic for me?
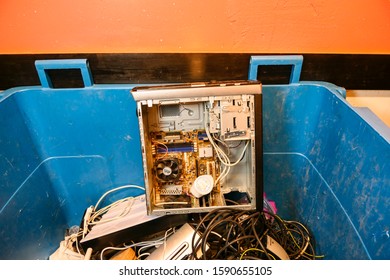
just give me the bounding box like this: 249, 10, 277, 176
146, 223, 207, 260
190, 175, 214, 198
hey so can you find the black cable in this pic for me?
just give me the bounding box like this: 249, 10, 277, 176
191, 208, 319, 260
214, 235, 256, 259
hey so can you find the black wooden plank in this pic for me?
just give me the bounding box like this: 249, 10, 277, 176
0, 53, 389, 90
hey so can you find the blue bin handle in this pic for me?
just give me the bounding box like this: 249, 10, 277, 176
248, 55, 303, 84
35, 59, 94, 88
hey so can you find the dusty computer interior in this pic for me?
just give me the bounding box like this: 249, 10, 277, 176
131, 81, 262, 215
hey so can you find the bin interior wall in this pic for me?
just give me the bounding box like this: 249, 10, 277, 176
0, 83, 389, 259
263, 84, 390, 260
0, 86, 144, 259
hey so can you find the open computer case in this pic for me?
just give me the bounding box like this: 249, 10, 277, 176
131, 80, 263, 215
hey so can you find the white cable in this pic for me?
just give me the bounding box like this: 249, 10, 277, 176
100, 227, 175, 260
137, 252, 151, 259
203, 105, 249, 186
137, 243, 163, 256
84, 248, 93, 260
137, 228, 175, 256
212, 135, 231, 156
82, 184, 145, 238
224, 141, 249, 167
88, 197, 135, 226
214, 140, 248, 184
162, 225, 172, 260
94, 185, 145, 210
204, 112, 230, 185
82, 206, 94, 238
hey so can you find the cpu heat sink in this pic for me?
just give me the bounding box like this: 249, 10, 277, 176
154, 158, 182, 182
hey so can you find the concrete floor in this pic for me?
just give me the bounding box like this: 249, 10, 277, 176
346, 90, 390, 127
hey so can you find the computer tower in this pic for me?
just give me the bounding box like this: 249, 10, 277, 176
131, 81, 262, 215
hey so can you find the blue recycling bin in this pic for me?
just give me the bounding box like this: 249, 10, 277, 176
0, 56, 388, 259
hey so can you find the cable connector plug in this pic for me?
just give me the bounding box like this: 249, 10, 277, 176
82, 205, 94, 238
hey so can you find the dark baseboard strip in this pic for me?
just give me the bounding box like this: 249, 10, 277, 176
0, 53, 389, 90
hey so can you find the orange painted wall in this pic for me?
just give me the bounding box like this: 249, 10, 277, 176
1, 0, 389, 54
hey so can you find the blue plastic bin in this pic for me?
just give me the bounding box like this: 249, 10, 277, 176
0, 56, 389, 260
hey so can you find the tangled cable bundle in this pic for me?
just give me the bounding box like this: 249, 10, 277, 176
189, 208, 322, 260
66, 184, 322, 260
